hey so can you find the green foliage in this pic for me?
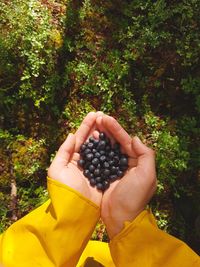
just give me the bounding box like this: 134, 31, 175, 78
0, 0, 199, 254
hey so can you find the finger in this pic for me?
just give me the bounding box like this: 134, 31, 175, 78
96, 115, 115, 143
87, 111, 104, 138
132, 136, 156, 181
74, 112, 97, 152
52, 133, 75, 167
102, 115, 135, 156
92, 130, 100, 139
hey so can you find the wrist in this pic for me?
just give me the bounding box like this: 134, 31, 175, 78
103, 207, 145, 239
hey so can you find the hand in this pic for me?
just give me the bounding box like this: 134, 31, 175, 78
48, 112, 103, 206
96, 115, 157, 238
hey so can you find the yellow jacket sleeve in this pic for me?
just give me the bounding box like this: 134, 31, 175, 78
109, 210, 200, 267
0, 177, 100, 267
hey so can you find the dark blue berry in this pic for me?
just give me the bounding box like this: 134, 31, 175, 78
90, 179, 96, 186
108, 151, 115, 158
87, 142, 94, 149
89, 137, 96, 143
86, 153, 94, 161
110, 175, 118, 181
96, 177, 102, 183
111, 166, 117, 174
95, 152, 101, 158
103, 162, 110, 168
84, 148, 92, 155
83, 169, 90, 178
100, 155, 106, 163
96, 183, 103, 190
120, 165, 128, 171
102, 180, 110, 190
89, 164, 95, 172
99, 132, 106, 139
117, 170, 124, 177
92, 158, 99, 166
103, 169, 110, 176
80, 144, 87, 152
77, 159, 85, 168
94, 168, 101, 177
119, 156, 128, 166
98, 140, 106, 149
99, 150, 106, 155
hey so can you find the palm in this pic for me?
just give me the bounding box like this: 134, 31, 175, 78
57, 157, 102, 205
101, 165, 151, 219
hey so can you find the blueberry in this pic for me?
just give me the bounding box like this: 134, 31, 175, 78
119, 156, 128, 166
89, 164, 95, 172
93, 139, 99, 147
117, 170, 124, 177
108, 151, 115, 158
108, 160, 114, 166
94, 168, 101, 177
96, 183, 103, 190
113, 156, 119, 166
92, 149, 97, 153
120, 165, 128, 171
89, 137, 96, 143
96, 177, 102, 183
98, 140, 106, 149
103, 169, 110, 176
90, 179, 96, 186
110, 175, 118, 181
92, 158, 99, 166
94, 152, 101, 158
102, 180, 110, 190
100, 155, 106, 163
97, 163, 101, 168
87, 142, 94, 149
103, 161, 110, 168
88, 172, 94, 179
111, 166, 117, 174
80, 144, 87, 152
77, 159, 85, 168
83, 169, 90, 178
105, 145, 111, 151
99, 132, 106, 140
86, 153, 94, 161
84, 148, 92, 155
99, 150, 106, 155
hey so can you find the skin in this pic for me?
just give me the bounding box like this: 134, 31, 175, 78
48, 112, 157, 239
48, 112, 103, 206
96, 115, 157, 238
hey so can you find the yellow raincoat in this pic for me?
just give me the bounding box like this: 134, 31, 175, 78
0, 178, 199, 267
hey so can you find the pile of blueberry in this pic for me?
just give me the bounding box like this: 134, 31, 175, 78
78, 132, 128, 191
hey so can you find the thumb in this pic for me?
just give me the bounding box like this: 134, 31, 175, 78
52, 133, 76, 167
132, 136, 156, 175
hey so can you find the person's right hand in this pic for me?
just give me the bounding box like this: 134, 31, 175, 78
48, 112, 103, 206
96, 115, 157, 238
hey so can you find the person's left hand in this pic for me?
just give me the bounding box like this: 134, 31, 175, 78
48, 112, 103, 206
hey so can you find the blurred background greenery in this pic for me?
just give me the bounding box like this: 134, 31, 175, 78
0, 0, 199, 254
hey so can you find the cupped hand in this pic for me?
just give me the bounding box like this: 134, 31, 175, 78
96, 115, 157, 238
48, 112, 103, 206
